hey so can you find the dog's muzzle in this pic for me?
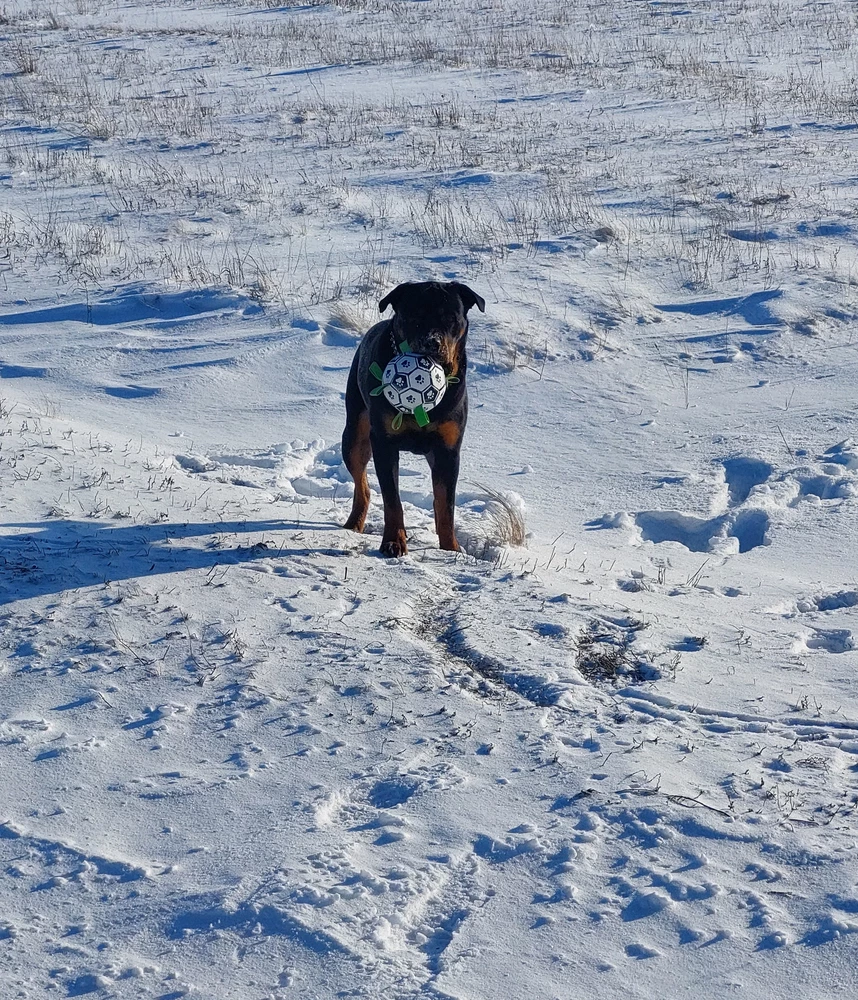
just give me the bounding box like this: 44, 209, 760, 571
414, 333, 457, 369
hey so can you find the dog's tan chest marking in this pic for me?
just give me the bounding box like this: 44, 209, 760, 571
435, 420, 461, 448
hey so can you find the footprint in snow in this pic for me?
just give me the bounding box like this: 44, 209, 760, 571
796, 590, 858, 613
173, 440, 346, 497
624, 941, 661, 959
595, 441, 857, 554
720, 456, 773, 506
794, 627, 855, 654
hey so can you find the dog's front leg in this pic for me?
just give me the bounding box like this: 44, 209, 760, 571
372, 435, 408, 557
428, 443, 461, 552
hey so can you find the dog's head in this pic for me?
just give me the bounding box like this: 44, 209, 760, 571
378, 281, 485, 370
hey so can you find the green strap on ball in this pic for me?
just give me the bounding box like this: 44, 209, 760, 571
370, 362, 386, 396
390, 408, 429, 429
399, 340, 411, 353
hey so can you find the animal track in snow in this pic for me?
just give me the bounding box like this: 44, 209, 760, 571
366, 763, 466, 811
821, 438, 858, 471
796, 589, 858, 613
605, 439, 857, 555
0, 820, 153, 882
634, 508, 769, 554
790, 469, 856, 504
198, 848, 491, 988
721, 456, 773, 506
625, 941, 662, 959
779, 440, 858, 505
174, 439, 347, 497
368, 776, 421, 809
794, 627, 855, 654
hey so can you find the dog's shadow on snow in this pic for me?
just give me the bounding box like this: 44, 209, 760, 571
0, 517, 351, 605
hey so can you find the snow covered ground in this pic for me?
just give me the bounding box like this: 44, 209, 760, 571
2, 1, 858, 997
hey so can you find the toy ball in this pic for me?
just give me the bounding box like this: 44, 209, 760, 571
382, 353, 447, 415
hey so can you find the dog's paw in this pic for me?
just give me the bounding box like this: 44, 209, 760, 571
381, 533, 408, 558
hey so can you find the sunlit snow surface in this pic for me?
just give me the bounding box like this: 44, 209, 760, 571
2, 2, 858, 997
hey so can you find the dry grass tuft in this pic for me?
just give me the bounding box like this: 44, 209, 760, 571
471, 482, 527, 548
328, 301, 377, 333
574, 620, 658, 685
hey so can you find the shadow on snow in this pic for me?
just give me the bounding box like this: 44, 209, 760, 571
0, 517, 348, 605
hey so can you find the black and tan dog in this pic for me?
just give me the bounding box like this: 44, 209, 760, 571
341, 281, 485, 557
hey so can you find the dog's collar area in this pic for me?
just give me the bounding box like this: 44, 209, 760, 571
389, 326, 412, 356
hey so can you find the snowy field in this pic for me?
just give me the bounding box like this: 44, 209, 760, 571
2, 1, 858, 997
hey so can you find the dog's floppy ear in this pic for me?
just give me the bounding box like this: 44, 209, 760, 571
448, 282, 485, 314
378, 283, 413, 313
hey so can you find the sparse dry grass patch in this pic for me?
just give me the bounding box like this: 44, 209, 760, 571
467, 483, 527, 552
574, 619, 658, 685
2, 0, 858, 313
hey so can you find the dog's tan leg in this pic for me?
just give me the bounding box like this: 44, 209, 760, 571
428, 444, 460, 552
374, 442, 407, 557
343, 411, 371, 532
432, 477, 460, 552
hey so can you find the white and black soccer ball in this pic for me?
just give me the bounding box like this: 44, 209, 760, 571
382, 353, 447, 415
